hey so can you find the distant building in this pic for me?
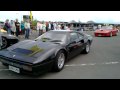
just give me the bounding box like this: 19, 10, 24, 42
23, 15, 33, 22
66, 21, 120, 31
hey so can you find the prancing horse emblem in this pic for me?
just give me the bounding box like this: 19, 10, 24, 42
13, 55, 16, 57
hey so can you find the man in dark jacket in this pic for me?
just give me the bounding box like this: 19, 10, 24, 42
15, 19, 20, 37
51, 22, 54, 30
5, 19, 11, 34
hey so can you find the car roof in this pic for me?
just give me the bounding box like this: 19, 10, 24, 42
50, 30, 84, 35
49, 30, 78, 33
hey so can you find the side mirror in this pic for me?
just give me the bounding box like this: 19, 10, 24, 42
81, 39, 84, 43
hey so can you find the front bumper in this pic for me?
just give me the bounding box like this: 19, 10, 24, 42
94, 32, 110, 37
0, 56, 54, 75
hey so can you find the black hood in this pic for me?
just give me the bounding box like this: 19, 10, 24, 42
0, 40, 61, 64
7, 40, 60, 57
8, 40, 57, 49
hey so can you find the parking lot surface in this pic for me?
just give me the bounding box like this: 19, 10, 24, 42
0, 31, 120, 79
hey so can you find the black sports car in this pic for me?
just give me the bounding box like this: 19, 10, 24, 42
0, 29, 19, 49
0, 30, 93, 75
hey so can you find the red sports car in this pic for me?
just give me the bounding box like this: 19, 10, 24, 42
94, 26, 118, 37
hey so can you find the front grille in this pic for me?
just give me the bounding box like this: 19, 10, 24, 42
0, 58, 22, 68
0, 55, 32, 66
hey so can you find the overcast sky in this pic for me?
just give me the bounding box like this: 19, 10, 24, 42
0, 11, 120, 23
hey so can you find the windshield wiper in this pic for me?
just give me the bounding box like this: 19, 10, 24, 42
34, 37, 51, 41
41, 37, 51, 40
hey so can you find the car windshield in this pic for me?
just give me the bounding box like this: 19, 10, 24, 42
101, 26, 113, 30
35, 31, 67, 42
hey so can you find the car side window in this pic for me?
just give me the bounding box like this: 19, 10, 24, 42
70, 33, 79, 42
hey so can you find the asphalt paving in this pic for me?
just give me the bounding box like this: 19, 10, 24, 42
0, 30, 120, 79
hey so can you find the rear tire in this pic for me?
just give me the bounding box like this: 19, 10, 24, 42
82, 42, 90, 54
52, 50, 66, 72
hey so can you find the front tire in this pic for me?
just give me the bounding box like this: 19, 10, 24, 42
1, 37, 8, 49
52, 50, 66, 72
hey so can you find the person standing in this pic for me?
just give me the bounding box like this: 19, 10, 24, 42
61, 24, 64, 30
24, 20, 30, 39
53, 22, 57, 30
46, 22, 49, 32
58, 23, 61, 30
48, 21, 51, 31
37, 21, 43, 36
5, 19, 11, 34
21, 21, 25, 35
15, 19, 20, 37
51, 22, 54, 30
42, 22, 46, 33
29, 21, 32, 36
10, 20, 16, 35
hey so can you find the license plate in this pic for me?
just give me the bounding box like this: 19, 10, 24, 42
9, 65, 20, 73
98, 34, 101, 36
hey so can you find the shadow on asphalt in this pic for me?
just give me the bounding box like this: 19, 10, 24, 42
7, 71, 49, 79
8, 54, 85, 79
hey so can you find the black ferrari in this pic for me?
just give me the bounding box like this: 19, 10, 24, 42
0, 30, 93, 75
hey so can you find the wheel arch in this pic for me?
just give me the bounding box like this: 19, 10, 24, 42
88, 40, 91, 45
55, 48, 68, 60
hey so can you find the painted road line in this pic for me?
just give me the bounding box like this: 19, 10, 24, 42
65, 61, 119, 67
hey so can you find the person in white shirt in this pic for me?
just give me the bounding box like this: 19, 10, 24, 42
42, 22, 46, 33
37, 21, 43, 36
57, 23, 61, 30
48, 21, 51, 30
53, 22, 57, 30
10, 20, 16, 35
24, 20, 30, 39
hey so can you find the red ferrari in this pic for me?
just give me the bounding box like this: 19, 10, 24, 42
94, 26, 118, 37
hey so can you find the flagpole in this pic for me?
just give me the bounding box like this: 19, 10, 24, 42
30, 11, 33, 21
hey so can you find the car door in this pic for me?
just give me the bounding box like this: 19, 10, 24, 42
67, 32, 83, 58
77, 33, 85, 52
